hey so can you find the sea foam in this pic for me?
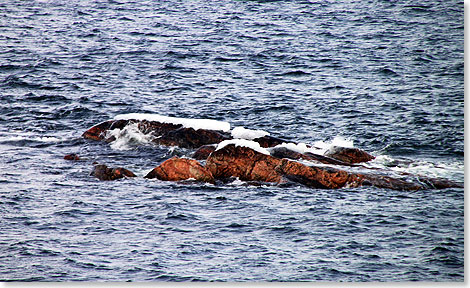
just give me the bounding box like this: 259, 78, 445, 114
231, 126, 269, 140
216, 139, 270, 155
114, 113, 231, 132
106, 123, 153, 150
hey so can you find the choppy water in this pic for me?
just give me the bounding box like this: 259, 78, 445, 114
0, 0, 464, 282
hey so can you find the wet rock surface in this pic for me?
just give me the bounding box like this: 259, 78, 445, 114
155, 127, 230, 149
83, 119, 230, 148
64, 154, 80, 161
145, 157, 215, 184
207, 145, 425, 191
192, 145, 216, 160
325, 146, 375, 164
91, 164, 136, 181
206, 144, 283, 183
270, 147, 355, 166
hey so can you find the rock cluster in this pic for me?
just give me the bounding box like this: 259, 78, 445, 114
77, 118, 462, 190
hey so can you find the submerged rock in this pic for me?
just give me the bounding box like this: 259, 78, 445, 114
64, 154, 80, 161
145, 157, 215, 184
91, 164, 136, 181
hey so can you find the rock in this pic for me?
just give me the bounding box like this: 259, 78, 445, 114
325, 146, 375, 164
82, 120, 130, 141
271, 147, 355, 166
206, 144, 283, 183
83, 119, 230, 149
155, 127, 230, 149
192, 145, 216, 160
251, 135, 288, 148
206, 144, 424, 191
276, 160, 364, 189
64, 154, 80, 161
91, 164, 136, 181
145, 157, 215, 184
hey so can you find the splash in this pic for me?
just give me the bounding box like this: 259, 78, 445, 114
106, 123, 154, 150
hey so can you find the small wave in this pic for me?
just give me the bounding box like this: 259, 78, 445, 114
277, 70, 311, 77
0, 64, 29, 71
323, 85, 346, 90
378, 67, 399, 77
53, 208, 98, 217
0, 134, 63, 146
214, 56, 243, 62
366, 155, 464, 182
22, 94, 69, 103
1, 75, 59, 90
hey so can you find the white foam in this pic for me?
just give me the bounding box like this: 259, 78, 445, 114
216, 139, 270, 155
114, 113, 231, 132
0, 135, 62, 143
271, 142, 319, 154
231, 126, 269, 140
313, 136, 354, 154
366, 155, 464, 182
106, 123, 154, 150
269, 136, 354, 156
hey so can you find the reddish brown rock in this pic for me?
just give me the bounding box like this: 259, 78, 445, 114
276, 160, 364, 189
206, 145, 283, 183
206, 144, 424, 191
192, 145, 216, 160
64, 154, 80, 161
82, 120, 131, 141
145, 157, 215, 184
91, 164, 136, 181
325, 146, 375, 164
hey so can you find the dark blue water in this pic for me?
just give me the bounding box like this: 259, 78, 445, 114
0, 0, 464, 282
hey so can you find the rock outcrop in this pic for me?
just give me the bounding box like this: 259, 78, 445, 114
155, 127, 229, 149
91, 164, 136, 181
206, 144, 423, 191
83, 119, 230, 148
81, 118, 462, 190
145, 157, 215, 184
